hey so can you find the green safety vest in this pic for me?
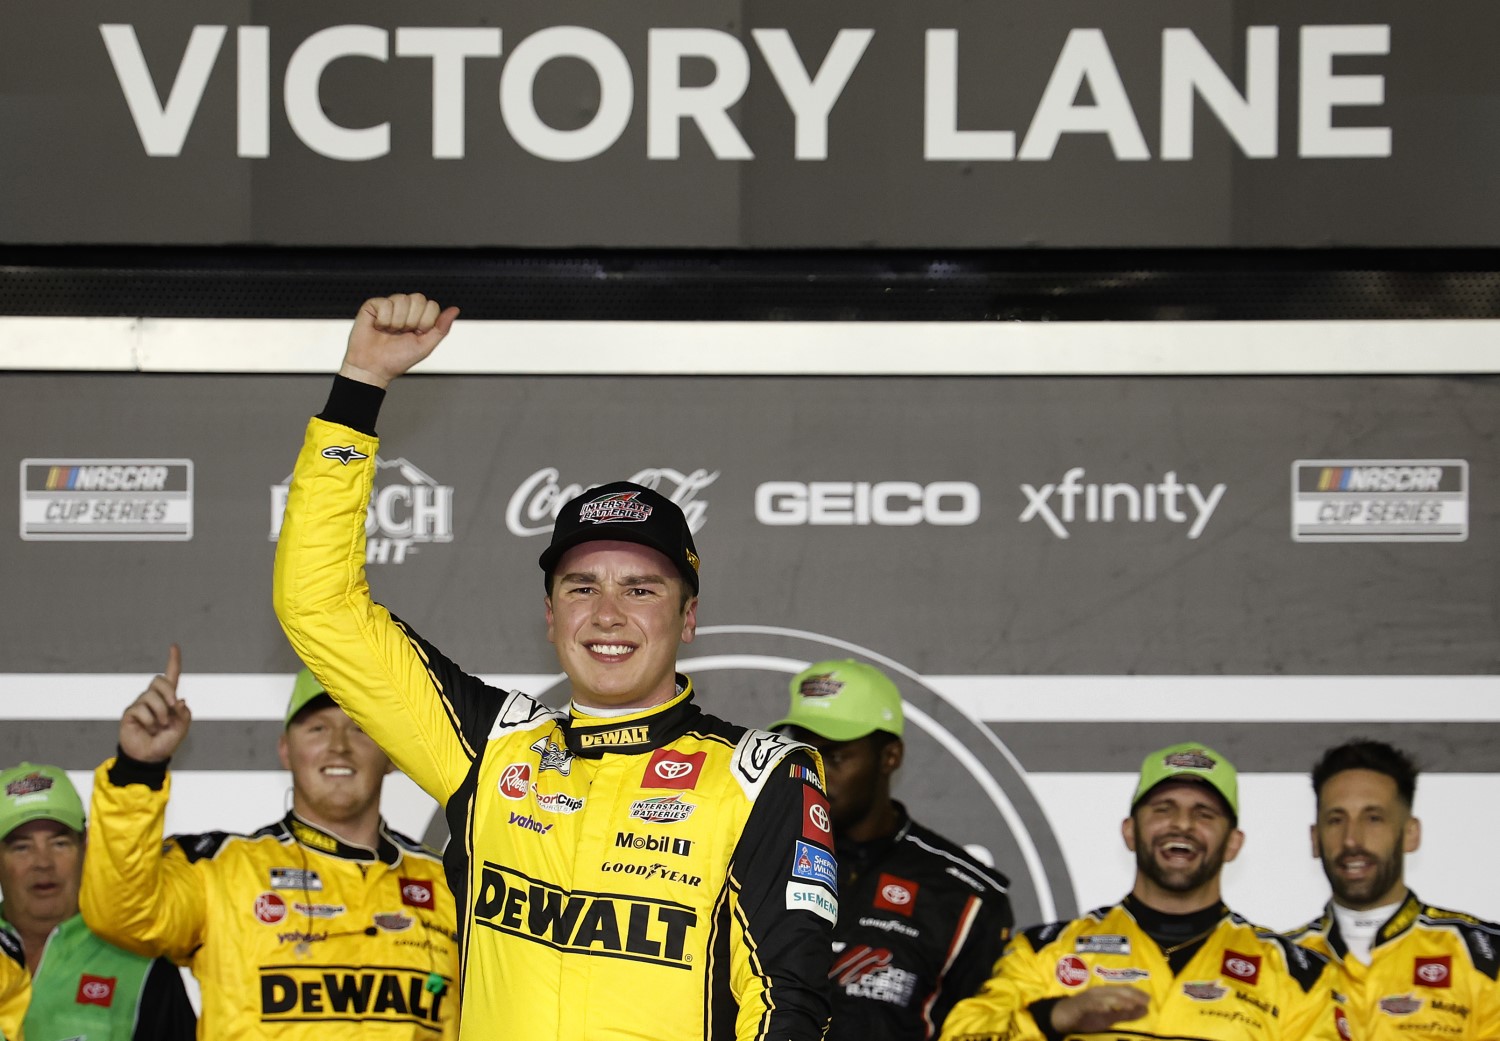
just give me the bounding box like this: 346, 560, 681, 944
0, 913, 154, 1041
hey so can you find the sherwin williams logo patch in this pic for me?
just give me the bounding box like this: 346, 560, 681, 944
1292, 459, 1469, 543
1183, 981, 1228, 1001
629, 794, 696, 823
792, 840, 838, 892
534, 788, 585, 814
579, 490, 652, 523
21, 458, 193, 541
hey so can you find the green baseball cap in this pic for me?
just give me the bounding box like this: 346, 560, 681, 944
285, 667, 334, 728
772, 660, 905, 742
1132, 742, 1239, 820
0, 763, 85, 838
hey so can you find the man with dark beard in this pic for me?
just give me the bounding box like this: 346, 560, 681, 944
1289, 740, 1500, 1041
942, 743, 1342, 1041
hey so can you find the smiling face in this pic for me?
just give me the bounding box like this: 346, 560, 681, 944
1124, 779, 1243, 913
1313, 768, 1419, 911
279, 702, 392, 837
546, 540, 698, 711
0, 819, 83, 936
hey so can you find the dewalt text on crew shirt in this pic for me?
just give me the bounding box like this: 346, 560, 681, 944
940, 900, 1343, 1041
1289, 891, 1500, 1041
81, 762, 458, 1041
273, 404, 835, 1041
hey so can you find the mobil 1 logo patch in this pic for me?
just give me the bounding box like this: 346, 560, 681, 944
20, 459, 193, 541
1292, 460, 1468, 543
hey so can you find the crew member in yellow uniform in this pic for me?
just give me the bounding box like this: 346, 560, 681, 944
80, 653, 459, 1039
0, 930, 28, 1040
1290, 739, 1500, 1041
942, 743, 1343, 1041
273, 294, 834, 1041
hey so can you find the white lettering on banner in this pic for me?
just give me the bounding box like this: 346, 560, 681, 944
755, 481, 980, 526
269, 457, 453, 565
1018, 468, 1226, 540
98, 23, 1391, 163
505, 468, 717, 536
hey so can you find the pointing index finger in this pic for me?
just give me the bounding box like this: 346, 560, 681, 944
165, 643, 181, 687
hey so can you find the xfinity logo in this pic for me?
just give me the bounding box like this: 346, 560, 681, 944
755, 481, 979, 526
1019, 468, 1225, 539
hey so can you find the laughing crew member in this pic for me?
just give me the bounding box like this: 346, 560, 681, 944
80, 653, 458, 1039
941, 743, 1343, 1041
272, 293, 834, 1041
1289, 739, 1500, 1040
773, 660, 1013, 1041
0, 761, 194, 1041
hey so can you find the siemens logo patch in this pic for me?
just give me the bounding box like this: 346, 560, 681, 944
259, 967, 448, 1026
20, 459, 193, 541
473, 863, 696, 968
1292, 459, 1468, 542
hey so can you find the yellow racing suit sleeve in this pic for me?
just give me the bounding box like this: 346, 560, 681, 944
0, 929, 28, 1041
79, 760, 208, 965
939, 926, 1052, 1041
273, 416, 486, 804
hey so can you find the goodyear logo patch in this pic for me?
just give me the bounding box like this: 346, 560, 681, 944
473, 863, 696, 968
20, 459, 193, 541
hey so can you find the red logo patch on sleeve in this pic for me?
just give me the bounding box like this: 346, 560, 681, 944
802, 785, 833, 844
1055, 955, 1089, 987
77, 974, 116, 1007
399, 878, 436, 909
1221, 951, 1261, 984
1414, 955, 1451, 987
873, 873, 919, 916
643, 749, 707, 790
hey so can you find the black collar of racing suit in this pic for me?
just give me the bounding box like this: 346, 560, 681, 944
285, 811, 401, 866
561, 674, 701, 759
1322, 888, 1422, 960
835, 800, 911, 891
1124, 893, 1229, 970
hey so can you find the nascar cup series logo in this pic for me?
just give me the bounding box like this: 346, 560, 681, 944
270, 457, 452, 565
505, 467, 717, 536
20, 459, 193, 541
1291, 459, 1468, 543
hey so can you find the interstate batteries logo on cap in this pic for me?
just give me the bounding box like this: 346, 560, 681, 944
1291, 460, 1469, 543
20, 459, 193, 541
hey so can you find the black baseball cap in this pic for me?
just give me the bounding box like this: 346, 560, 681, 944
538, 481, 701, 593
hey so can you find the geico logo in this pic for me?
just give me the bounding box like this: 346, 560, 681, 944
473, 865, 695, 966
579, 726, 651, 749
53, 465, 169, 492
260, 969, 447, 1023
599, 862, 703, 886
755, 482, 980, 526
615, 832, 693, 857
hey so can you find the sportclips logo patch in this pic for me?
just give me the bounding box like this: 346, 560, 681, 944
473, 862, 696, 968
1291, 460, 1468, 543
270, 456, 453, 565
260, 966, 449, 1026
20, 459, 193, 541
506, 468, 716, 537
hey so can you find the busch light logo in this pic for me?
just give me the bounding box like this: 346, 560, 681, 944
505, 468, 717, 537
270, 457, 453, 565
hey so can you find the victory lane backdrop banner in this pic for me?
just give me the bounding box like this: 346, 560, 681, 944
3, 364, 1499, 932
4, 1, 1499, 246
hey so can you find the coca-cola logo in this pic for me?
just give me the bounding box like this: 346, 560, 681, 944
499, 763, 531, 800
505, 467, 717, 537
1056, 955, 1089, 987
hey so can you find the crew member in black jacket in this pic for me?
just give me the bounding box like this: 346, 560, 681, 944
773, 660, 1014, 1041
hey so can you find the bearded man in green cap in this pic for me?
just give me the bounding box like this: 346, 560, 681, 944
0, 761, 194, 1041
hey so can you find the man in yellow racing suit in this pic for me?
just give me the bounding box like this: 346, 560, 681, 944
1290, 739, 1500, 1041
0, 930, 28, 1040
273, 294, 834, 1041
942, 743, 1343, 1041
81, 657, 459, 1039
